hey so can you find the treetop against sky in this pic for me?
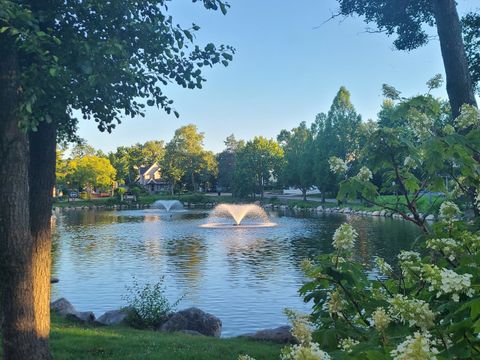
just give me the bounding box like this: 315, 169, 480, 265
77, 0, 479, 154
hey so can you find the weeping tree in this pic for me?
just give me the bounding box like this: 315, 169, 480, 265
334, 0, 477, 117
0, 0, 233, 358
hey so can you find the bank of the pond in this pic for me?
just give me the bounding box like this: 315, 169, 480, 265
0, 316, 283, 360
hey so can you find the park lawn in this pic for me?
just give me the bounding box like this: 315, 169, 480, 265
46, 316, 282, 360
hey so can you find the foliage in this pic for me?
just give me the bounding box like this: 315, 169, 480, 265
109, 141, 165, 184
217, 134, 245, 192
278, 122, 315, 200
311, 87, 362, 200
122, 277, 181, 330
162, 124, 217, 192
335, 0, 435, 51
298, 209, 480, 358
233, 136, 284, 198
463, 12, 480, 94
0, 0, 234, 137
336, 79, 480, 230
67, 155, 116, 194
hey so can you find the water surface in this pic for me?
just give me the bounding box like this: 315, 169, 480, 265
52, 209, 420, 336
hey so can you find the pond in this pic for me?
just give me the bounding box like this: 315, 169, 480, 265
51, 208, 420, 336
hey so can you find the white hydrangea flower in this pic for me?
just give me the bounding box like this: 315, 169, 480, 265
332, 223, 358, 252
388, 295, 435, 329
422, 265, 474, 301
408, 109, 433, 139
284, 309, 313, 346
443, 124, 455, 135
390, 331, 439, 360
281, 343, 331, 360
370, 307, 390, 332
403, 156, 416, 168
323, 290, 344, 317
439, 201, 461, 221
426, 238, 462, 261
374, 256, 393, 275
356, 166, 373, 182
460, 231, 480, 253
398, 251, 422, 278
238, 356, 256, 360
328, 156, 348, 174
455, 104, 480, 129
339, 338, 359, 353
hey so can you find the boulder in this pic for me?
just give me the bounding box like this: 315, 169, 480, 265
51, 298, 76, 316
160, 307, 222, 337
379, 210, 386, 217
96, 309, 129, 326
372, 211, 380, 216
316, 206, 324, 212
66, 311, 95, 323
425, 214, 435, 221
241, 326, 294, 344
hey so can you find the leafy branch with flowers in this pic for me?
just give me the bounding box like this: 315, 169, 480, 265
240, 82, 480, 359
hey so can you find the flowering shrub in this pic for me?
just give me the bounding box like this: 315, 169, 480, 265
298, 209, 480, 358
329, 156, 348, 175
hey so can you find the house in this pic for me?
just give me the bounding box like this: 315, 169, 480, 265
135, 163, 169, 194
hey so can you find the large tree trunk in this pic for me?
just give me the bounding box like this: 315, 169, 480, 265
0, 36, 52, 359
432, 0, 477, 118
28, 122, 57, 360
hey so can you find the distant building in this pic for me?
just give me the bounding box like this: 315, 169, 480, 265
135, 163, 169, 193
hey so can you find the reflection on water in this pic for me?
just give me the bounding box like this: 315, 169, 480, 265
52, 209, 419, 336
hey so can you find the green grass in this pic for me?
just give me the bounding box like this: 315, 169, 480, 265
38, 316, 282, 360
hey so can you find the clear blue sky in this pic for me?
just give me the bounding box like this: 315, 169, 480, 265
77, 0, 478, 154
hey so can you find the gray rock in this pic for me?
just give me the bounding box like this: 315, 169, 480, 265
51, 298, 76, 316
96, 309, 129, 326
160, 307, 222, 337
372, 211, 380, 216
316, 206, 324, 212
66, 311, 95, 323
425, 214, 435, 221
241, 326, 294, 344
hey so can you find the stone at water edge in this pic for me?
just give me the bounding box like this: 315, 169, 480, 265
96, 309, 129, 326
66, 311, 95, 323
51, 297, 95, 323
51, 298, 76, 316
240, 326, 294, 344
160, 307, 222, 337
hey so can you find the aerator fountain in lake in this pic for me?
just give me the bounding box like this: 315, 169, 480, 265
200, 204, 276, 228
151, 200, 184, 212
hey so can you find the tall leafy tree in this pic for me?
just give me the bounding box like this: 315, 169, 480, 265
312, 87, 362, 201
163, 124, 214, 192
277, 122, 315, 201
334, 0, 477, 118
0, 1, 232, 357
217, 134, 244, 192
67, 155, 117, 195
234, 137, 284, 199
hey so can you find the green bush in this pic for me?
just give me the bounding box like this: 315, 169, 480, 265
121, 277, 182, 329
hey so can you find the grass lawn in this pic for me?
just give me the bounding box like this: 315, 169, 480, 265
44, 316, 282, 360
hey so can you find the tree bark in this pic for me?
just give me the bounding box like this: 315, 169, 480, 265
28, 122, 56, 360
302, 188, 307, 201
432, 0, 477, 118
0, 35, 52, 359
